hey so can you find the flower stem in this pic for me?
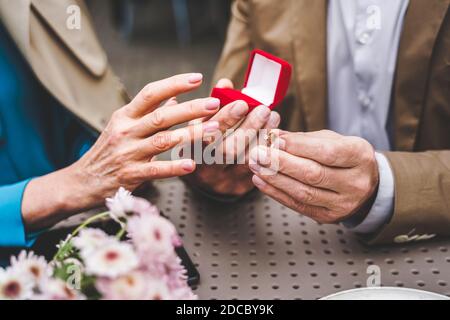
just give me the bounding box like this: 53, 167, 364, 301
116, 228, 126, 240
52, 211, 110, 262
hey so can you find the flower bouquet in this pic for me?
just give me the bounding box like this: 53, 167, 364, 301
0, 188, 196, 300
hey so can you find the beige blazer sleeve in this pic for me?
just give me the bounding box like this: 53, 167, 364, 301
367, 151, 450, 245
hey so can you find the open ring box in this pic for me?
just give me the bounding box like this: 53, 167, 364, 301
211, 49, 292, 112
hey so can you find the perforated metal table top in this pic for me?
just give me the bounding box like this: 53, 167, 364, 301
58, 178, 450, 300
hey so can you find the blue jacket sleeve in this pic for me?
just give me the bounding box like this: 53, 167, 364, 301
0, 179, 38, 247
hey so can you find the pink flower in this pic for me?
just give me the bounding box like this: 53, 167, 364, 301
144, 277, 172, 300
132, 197, 160, 216
127, 214, 178, 261
83, 242, 139, 278
96, 270, 149, 300
106, 188, 159, 224
9, 251, 51, 285
35, 278, 85, 300
0, 268, 33, 300
97, 271, 180, 300
106, 187, 135, 223
72, 228, 113, 257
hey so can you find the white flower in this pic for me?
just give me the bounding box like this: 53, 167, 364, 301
72, 228, 112, 257
127, 214, 177, 259
132, 197, 160, 216
9, 251, 51, 285
84, 242, 139, 278
35, 278, 85, 300
106, 187, 136, 223
106, 188, 160, 224
170, 287, 198, 300
96, 270, 149, 300
144, 277, 172, 300
0, 268, 33, 300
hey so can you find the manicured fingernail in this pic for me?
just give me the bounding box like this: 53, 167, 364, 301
252, 175, 267, 188
257, 106, 271, 121
267, 112, 280, 128
249, 163, 261, 173
188, 73, 203, 84
181, 160, 195, 172
230, 101, 248, 118
205, 98, 220, 111
203, 121, 219, 133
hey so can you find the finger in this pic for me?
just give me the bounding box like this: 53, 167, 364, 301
216, 78, 234, 89
249, 165, 338, 208
275, 130, 340, 140
219, 105, 271, 158
277, 132, 363, 167
135, 159, 197, 180
208, 100, 249, 132
252, 175, 329, 222
238, 105, 271, 131
249, 145, 340, 190
140, 121, 219, 157
134, 97, 220, 136
263, 111, 281, 130
124, 73, 203, 117
163, 97, 178, 107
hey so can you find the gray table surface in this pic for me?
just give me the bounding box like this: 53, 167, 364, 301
58, 178, 450, 300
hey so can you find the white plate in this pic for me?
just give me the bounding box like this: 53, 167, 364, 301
321, 287, 449, 300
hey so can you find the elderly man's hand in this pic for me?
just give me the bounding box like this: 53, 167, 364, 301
249, 130, 379, 223
185, 79, 280, 198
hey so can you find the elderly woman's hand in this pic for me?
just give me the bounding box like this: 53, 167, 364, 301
22, 74, 220, 229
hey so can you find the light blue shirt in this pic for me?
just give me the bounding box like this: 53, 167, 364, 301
327, 0, 410, 233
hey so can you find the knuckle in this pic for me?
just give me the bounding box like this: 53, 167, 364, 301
106, 126, 128, 146
186, 99, 199, 116
142, 83, 155, 102
350, 137, 373, 162
318, 143, 337, 165
147, 165, 160, 178
299, 186, 316, 204
291, 197, 306, 213
117, 166, 136, 185
151, 132, 173, 151
305, 164, 326, 186
148, 109, 165, 127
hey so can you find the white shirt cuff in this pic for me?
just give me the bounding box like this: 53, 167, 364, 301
346, 152, 395, 234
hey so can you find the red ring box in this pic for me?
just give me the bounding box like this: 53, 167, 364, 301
211, 49, 292, 112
